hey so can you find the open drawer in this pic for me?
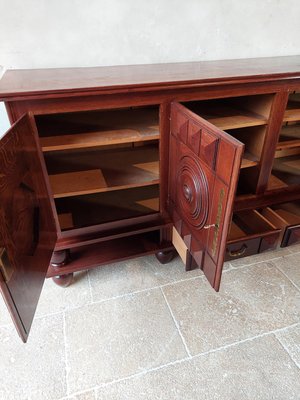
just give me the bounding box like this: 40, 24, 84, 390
226, 209, 281, 261
261, 202, 300, 247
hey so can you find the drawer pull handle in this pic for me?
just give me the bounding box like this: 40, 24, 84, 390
228, 244, 247, 257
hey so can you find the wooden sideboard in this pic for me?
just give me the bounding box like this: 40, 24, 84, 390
0, 56, 300, 342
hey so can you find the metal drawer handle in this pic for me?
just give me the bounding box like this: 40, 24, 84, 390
228, 244, 248, 257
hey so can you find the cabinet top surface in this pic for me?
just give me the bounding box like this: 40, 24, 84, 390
1, 55, 300, 100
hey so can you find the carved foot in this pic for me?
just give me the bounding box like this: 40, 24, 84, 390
51, 250, 72, 287
52, 273, 74, 287
50, 249, 70, 268
155, 250, 176, 264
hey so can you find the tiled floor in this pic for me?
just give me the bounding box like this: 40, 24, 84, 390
0, 245, 300, 400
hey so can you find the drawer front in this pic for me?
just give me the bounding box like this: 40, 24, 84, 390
281, 224, 300, 247
225, 237, 261, 261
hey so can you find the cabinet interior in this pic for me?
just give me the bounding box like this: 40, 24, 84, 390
228, 209, 277, 241
35, 106, 160, 232
266, 201, 300, 225
268, 91, 300, 190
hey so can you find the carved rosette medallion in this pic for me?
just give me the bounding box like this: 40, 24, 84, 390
176, 155, 209, 229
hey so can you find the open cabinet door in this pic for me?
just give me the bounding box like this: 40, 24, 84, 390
169, 102, 244, 291
0, 114, 57, 342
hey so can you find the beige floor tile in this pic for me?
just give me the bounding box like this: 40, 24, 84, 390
96, 335, 300, 400
163, 263, 300, 355
270, 253, 300, 289
0, 271, 91, 326
36, 271, 91, 317
288, 242, 300, 254
88, 255, 203, 302
68, 390, 96, 399
229, 247, 290, 268
65, 289, 187, 393
275, 324, 300, 367
0, 314, 66, 400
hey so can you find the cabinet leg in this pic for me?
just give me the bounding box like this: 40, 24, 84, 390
155, 249, 176, 264
52, 273, 74, 287
50, 249, 70, 268
50, 250, 72, 287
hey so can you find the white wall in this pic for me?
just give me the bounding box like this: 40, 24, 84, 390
0, 0, 300, 134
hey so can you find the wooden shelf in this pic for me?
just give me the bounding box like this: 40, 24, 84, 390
228, 221, 245, 241
46, 144, 159, 198
37, 108, 159, 152
206, 108, 267, 130
50, 162, 159, 198
277, 125, 300, 151
283, 101, 300, 123
240, 152, 259, 169
40, 129, 159, 152
268, 155, 300, 189
55, 185, 159, 230
186, 101, 268, 130
267, 174, 289, 191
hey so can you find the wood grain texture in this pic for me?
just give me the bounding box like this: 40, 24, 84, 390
168, 102, 244, 290
50, 169, 107, 198
46, 144, 159, 198
0, 114, 56, 342
1, 56, 300, 300
284, 102, 300, 122
38, 107, 159, 152
41, 129, 159, 152
1, 56, 300, 100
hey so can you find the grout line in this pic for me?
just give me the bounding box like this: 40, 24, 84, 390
273, 262, 300, 292
21, 275, 205, 324
287, 246, 300, 255
160, 287, 192, 358
67, 321, 300, 395
57, 386, 98, 400
190, 322, 300, 359
229, 254, 286, 270
274, 332, 300, 370
34, 309, 66, 321
101, 321, 300, 387
223, 262, 234, 271
63, 312, 71, 397
72, 355, 192, 395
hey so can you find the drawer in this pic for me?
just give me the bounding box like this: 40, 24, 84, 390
226, 209, 281, 261
261, 202, 300, 247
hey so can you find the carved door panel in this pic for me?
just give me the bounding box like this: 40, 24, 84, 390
168, 102, 244, 290
0, 114, 57, 342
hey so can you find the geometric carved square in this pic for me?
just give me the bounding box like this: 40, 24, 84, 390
199, 129, 219, 169
187, 120, 201, 155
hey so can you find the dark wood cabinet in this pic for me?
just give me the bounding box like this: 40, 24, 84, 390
1, 56, 300, 341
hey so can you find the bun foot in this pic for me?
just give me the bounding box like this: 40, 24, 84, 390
155, 250, 176, 264
52, 273, 74, 287
50, 250, 70, 268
